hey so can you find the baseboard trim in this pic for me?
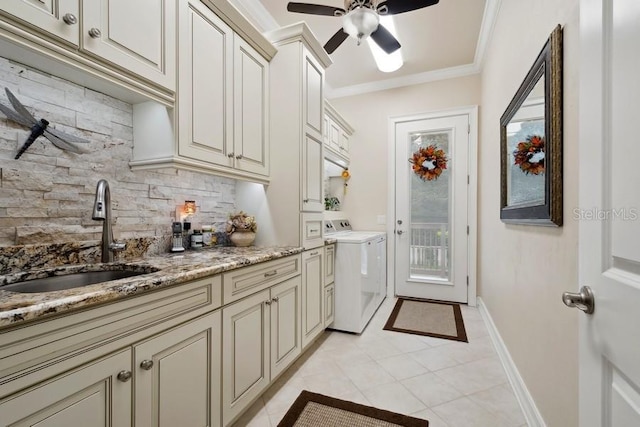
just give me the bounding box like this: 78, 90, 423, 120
477, 297, 547, 427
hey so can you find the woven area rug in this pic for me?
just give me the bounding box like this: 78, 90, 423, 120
278, 390, 429, 427
383, 298, 468, 342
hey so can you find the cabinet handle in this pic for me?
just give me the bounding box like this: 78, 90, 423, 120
88, 28, 102, 39
303, 199, 309, 203
272, 296, 279, 303
309, 229, 319, 233
309, 251, 319, 256
140, 359, 154, 370
235, 154, 243, 160
117, 370, 132, 382
265, 299, 272, 306
62, 13, 77, 25
264, 270, 277, 278
227, 152, 235, 158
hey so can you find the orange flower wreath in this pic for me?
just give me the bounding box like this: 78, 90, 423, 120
513, 135, 545, 175
409, 145, 448, 181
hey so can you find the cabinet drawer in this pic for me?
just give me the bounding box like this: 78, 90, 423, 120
0, 276, 220, 395
222, 255, 301, 304
301, 213, 324, 250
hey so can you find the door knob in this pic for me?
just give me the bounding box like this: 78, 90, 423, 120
396, 230, 403, 235
117, 370, 132, 382
562, 286, 594, 314
88, 28, 102, 39
140, 359, 154, 370
62, 13, 77, 25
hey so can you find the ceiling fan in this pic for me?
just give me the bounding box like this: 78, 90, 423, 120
286, 0, 439, 55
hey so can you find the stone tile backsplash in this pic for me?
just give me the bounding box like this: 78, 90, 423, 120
0, 57, 237, 255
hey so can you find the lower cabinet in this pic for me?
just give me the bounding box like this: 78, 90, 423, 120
0, 349, 132, 427
134, 312, 222, 427
0, 310, 222, 427
324, 283, 335, 326
301, 248, 324, 349
221, 275, 301, 426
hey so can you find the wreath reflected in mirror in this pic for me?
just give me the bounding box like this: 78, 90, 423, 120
513, 135, 545, 175
409, 145, 448, 181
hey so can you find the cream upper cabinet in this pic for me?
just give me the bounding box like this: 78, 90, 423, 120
133, 312, 221, 427
301, 248, 324, 349
147, 0, 270, 182
0, 349, 132, 427
1, 0, 80, 45
81, 0, 175, 91
324, 101, 354, 165
177, 0, 233, 168
233, 34, 269, 176
0, 0, 175, 92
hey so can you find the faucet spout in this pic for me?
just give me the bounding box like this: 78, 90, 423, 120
92, 179, 125, 262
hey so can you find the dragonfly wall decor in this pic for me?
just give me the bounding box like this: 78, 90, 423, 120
0, 88, 89, 159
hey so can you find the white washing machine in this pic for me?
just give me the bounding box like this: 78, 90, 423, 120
325, 219, 387, 333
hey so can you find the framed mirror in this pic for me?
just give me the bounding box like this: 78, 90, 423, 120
500, 25, 563, 226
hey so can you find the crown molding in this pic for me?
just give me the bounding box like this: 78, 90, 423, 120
227, 0, 280, 32
265, 22, 333, 69
327, 62, 480, 99
474, 0, 502, 67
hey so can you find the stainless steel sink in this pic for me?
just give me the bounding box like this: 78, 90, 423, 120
1, 269, 151, 293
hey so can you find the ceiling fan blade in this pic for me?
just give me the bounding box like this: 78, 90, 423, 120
378, 0, 439, 15
370, 24, 401, 54
324, 28, 349, 54
287, 2, 345, 16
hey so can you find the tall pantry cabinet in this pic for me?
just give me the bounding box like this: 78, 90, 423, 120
239, 22, 331, 350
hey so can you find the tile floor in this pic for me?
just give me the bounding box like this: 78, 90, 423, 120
232, 298, 527, 427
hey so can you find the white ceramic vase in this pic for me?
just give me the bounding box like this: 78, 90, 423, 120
229, 230, 256, 247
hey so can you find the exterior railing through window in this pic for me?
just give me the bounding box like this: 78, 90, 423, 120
409, 222, 449, 279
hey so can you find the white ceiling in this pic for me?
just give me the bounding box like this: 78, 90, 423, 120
232, 0, 494, 97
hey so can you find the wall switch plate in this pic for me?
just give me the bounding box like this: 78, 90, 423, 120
377, 215, 386, 225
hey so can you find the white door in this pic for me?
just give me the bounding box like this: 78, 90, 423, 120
577, 0, 640, 425
393, 112, 472, 303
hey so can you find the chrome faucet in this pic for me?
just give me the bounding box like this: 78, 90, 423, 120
92, 179, 126, 262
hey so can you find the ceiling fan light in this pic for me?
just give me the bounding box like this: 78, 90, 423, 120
367, 15, 403, 72
342, 7, 380, 43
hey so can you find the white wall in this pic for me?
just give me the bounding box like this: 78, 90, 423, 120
478, 0, 579, 426
329, 74, 481, 231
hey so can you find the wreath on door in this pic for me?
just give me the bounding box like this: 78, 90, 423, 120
409, 145, 448, 181
513, 135, 545, 175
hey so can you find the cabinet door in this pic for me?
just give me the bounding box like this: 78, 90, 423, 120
303, 48, 324, 141
324, 244, 335, 286
177, 0, 233, 167
324, 283, 335, 327
81, 0, 175, 90
270, 276, 302, 379
222, 289, 270, 426
234, 34, 269, 176
0, 349, 131, 426
134, 311, 221, 427
329, 118, 341, 153
339, 130, 350, 156
1, 0, 79, 45
302, 133, 324, 212
302, 249, 324, 349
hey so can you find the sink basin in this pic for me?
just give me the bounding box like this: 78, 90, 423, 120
1, 269, 150, 294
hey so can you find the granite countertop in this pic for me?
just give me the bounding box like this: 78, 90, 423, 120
0, 245, 302, 329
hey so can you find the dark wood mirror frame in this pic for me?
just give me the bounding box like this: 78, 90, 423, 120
500, 25, 563, 226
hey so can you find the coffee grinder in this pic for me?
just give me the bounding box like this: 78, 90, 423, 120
171, 221, 185, 252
